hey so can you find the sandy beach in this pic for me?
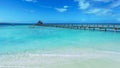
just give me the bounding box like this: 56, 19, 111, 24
0, 48, 120, 68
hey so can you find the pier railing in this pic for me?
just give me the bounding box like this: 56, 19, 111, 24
39, 24, 120, 32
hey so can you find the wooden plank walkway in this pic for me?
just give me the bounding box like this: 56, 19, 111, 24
39, 24, 120, 32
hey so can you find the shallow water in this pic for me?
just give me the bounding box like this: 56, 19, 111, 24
0, 25, 120, 68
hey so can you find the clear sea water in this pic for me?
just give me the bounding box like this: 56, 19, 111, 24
0, 25, 120, 68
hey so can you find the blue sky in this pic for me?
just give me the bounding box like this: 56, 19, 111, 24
0, 0, 120, 23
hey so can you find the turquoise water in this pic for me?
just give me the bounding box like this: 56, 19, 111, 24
0, 25, 120, 68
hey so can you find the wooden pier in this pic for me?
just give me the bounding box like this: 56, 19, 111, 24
39, 24, 120, 32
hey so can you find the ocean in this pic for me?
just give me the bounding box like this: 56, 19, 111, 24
0, 25, 120, 68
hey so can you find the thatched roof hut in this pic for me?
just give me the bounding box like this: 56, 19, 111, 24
36, 20, 43, 25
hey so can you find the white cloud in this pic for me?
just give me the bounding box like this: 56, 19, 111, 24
24, 0, 38, 2
73, 0, 119, 17
86, 8, 112, 15
75, 0, 90, 10
64, 6, 69, 8
55, 6, 69, 12
92, 0, 112, 2
92, 0, 120, 8
110, 0, 120, 8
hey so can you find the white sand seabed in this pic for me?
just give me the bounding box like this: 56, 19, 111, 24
0, 49, 120, 68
